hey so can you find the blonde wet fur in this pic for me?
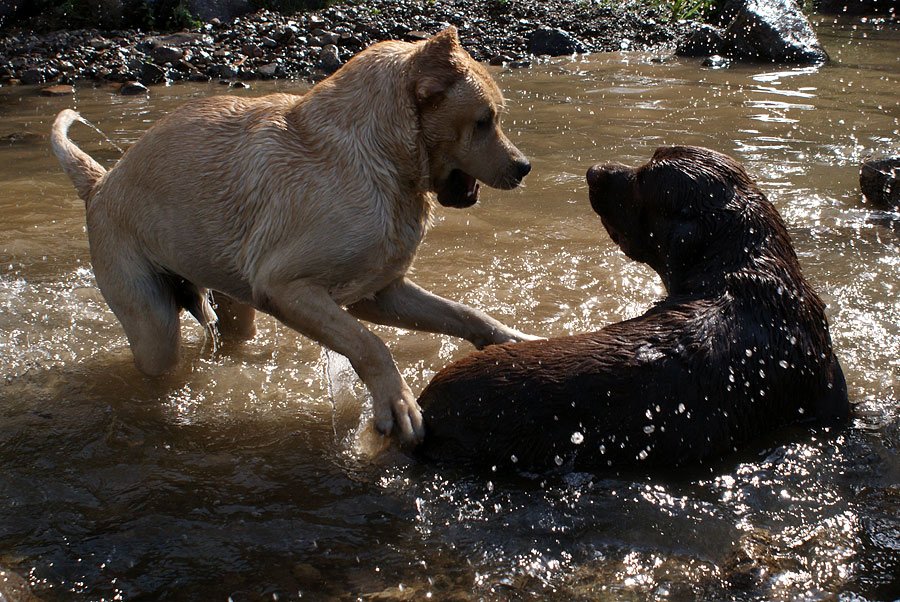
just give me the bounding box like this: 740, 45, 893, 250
50, 27, 534, 443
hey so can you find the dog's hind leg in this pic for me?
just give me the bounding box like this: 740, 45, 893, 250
211, 292, 257, 341
91, 250, 183, 376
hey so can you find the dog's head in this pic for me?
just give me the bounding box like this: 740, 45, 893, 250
410, 28, 531, 208
586, 146, 796, 293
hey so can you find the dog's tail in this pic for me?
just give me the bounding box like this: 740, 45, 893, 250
51, 109, 107, 202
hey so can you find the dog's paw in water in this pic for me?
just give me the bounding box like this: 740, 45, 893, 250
375, 387, 425, 445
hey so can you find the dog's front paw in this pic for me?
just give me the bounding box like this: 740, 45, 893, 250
474, 327, 544, 349
505, 330, 544, 343
373, 385, 425, 445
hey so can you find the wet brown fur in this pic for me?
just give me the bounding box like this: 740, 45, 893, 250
417, 146, 849, 470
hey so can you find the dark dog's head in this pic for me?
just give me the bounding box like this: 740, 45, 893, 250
586, 146, 797, 294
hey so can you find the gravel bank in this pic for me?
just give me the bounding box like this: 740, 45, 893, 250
0, 0, 696, 90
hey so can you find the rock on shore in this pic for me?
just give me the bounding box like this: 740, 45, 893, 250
677, 0, 828, 64
0, 0, 695, 88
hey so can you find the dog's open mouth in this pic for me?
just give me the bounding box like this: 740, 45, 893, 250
437, 169, 480, 208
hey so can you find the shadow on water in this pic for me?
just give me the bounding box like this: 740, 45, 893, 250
1, 14, 900, 602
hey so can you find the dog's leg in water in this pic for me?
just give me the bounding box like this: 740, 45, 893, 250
259, 279, 424, 443
91, 247, 183, 376
348, 277, 540, 350
211, 292, 258, 342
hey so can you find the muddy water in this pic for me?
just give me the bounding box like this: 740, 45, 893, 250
2, 15, 900, 602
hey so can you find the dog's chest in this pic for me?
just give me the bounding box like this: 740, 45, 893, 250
327, 198, 430, 305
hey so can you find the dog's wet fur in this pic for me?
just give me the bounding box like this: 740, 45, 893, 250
417, 146, 849, 471
51, 27, 536, 444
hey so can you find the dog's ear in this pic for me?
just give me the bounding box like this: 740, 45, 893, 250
412, 27, 463, 106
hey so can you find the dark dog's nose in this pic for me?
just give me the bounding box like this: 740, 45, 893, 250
587, 163, 631, 189
586, 164, 605, 187
515, 158, 531, 180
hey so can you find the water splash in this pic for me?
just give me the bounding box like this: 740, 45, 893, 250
323, 348, 354, 438
75, 114, 125, 154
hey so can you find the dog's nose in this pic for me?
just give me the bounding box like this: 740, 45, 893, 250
587, 163, 631, 188
515, 158, 531, 180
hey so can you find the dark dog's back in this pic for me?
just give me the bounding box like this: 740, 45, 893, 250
417, 146, 849, 471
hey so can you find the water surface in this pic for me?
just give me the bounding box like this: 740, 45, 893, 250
1, 15, 899, 602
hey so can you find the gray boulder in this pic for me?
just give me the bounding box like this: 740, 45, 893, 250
151, 45, 185, 64
528, 27, 587, 56
676, 24, 727, 57
723, 0, 827, 63
678, 0, 827, 64
860, 157, 900, 209
129, 59, 168, 85
316, 45, 342, 74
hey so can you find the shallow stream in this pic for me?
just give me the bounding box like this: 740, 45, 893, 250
1, 15, 899, 602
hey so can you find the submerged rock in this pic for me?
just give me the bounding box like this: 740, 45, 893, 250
39, 84, 74, 96
702, 54, 730, 68
119, 80, 150, 95
860, 157, 900, 209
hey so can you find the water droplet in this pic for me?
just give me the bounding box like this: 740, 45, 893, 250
643, 425, 656, 434
745, 348, 753, 357
677, 403, 686, 413
571, 431, 584, 445
779, 360, 789, 369
638, 449, 648, 460
554, 455, 564, 466
599, 445, 606, 454
510, 454, 518, 463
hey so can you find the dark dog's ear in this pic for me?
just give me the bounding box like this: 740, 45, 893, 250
411, 27, 464, 106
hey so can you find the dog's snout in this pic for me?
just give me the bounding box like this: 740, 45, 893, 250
586, 163, 632, 189
515, 158, 531, 180
586, 164, 605, 187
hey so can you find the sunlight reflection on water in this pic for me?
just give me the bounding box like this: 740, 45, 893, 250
1, 14, 899, 602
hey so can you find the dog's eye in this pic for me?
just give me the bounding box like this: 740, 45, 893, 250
476, 115, 493, 131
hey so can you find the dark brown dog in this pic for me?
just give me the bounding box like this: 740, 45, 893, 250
416, 146, 849, 470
